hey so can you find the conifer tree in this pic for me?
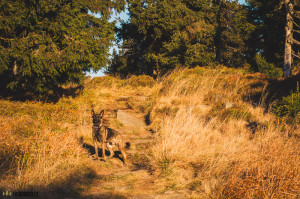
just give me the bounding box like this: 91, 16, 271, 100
110, 0, 216, 76
247, 0, 300, 76
0, 0, 125, 95
214, 0, 254, 67
109, 0, 253, 76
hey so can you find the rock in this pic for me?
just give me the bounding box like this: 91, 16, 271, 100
117, 110, 146, 128
223, 102, 233, 109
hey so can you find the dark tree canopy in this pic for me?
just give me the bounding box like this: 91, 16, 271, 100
246, 0, 300, 75
0, 0, 125, 94
2, 0, 299, 94
215, 0, 255, 67
108, 0, 253, 77
109, 0, 216, 76
246, 0, 286, 67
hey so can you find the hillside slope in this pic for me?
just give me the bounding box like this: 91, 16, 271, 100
0, 67, 299, 198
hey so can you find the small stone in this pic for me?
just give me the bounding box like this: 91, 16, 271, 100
223, 102, 233, 109
117, 110, 146, 128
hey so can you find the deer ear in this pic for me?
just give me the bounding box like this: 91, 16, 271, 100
91, 110, 95, 116
100, 110, 104, 117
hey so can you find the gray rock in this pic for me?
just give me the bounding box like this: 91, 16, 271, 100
117, 110, 146, 128
223, 102, 233, 109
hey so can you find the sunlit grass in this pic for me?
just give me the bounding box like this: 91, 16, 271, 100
0, 68, 299, 198
148, 67, 299, 198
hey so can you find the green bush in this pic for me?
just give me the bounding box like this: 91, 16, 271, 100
90, 75, 155, 88
126, 75, 155, 87
254, 54, 282, 78
222, 108, 253, 121
272, 82, 300, 122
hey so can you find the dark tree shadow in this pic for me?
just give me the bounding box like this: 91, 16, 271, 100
245, 73, 300, 110
82, 142, 125, 164
1, 140, 129, 199
144, 111, 151, 126
266, 73, 300, 102
0, 84, 84, 103
0, 166, 128, 199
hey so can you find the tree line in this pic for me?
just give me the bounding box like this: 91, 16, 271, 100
109, 0, 300, 78
0, 0, 125, 95
1, 0, 300, 95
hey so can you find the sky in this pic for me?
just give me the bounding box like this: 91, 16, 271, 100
86, 9, 129, 77
86, 0, 246, 77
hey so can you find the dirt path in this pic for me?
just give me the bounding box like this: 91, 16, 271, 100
78, 97, 187, 198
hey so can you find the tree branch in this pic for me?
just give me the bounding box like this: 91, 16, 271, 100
0, 36, 14, 41
293, 11, 300, 18
292, 29, 300, 34
292, 52, 300, 59
293, 20, 300, 28
292, 38, 300, 45
275, 0, 285, 11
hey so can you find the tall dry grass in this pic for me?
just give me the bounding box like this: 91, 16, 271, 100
0, 75, 155, 194
149, 67, 300, 198
0, 68, 299, 198
0, 99, 93, 194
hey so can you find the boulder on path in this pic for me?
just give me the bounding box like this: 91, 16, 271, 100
117, 110, 146, 128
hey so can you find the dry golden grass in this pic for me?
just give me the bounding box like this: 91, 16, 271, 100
0, 68, 299, 198
0, 100, 93, 194
148, 67, 300, 198
0, 75, 154, 195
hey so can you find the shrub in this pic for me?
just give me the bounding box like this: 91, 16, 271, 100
89, 75, 155, 88
254, 54, 282, 78
272, 82, 300, 122
126, 75, 155, 87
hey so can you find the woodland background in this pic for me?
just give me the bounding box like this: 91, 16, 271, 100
1, 0, 300, 95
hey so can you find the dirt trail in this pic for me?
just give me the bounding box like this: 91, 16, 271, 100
79, 96, 187, 198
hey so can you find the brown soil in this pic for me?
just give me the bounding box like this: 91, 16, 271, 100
79, 97, 188, 198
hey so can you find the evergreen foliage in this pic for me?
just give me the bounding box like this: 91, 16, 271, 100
215, 0, 254, 67
246, 0, 300, 74
254, 54, 282, 78
246, 0, 286, 65
110, 0, 216, 76
108, 0, 254, 76
0, 0, 125, 95
272, 82, 300, 122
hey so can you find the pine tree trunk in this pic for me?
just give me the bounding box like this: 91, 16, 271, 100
215, 0, 225, 63
283, 0, 293, 77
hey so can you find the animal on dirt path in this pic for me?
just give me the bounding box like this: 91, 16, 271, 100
91, 109, 130, 165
